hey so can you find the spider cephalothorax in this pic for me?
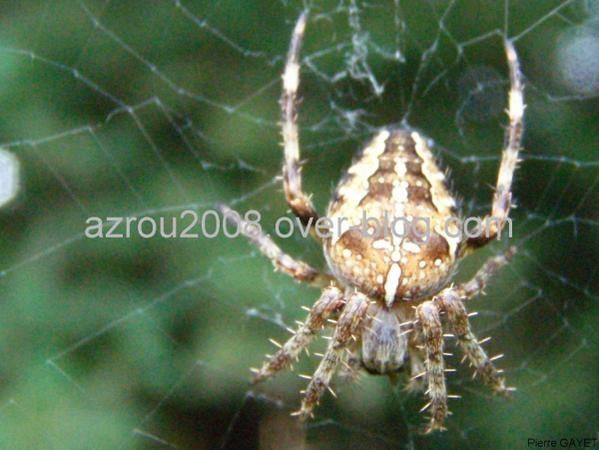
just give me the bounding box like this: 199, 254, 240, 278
220, 11, 524, 432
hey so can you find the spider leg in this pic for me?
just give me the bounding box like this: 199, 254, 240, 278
219, 204, 333, 287
252, 286, 345, 384
295, 291, 369, 419
337, 343, 362, 383
458, 246, 516, 299
436, 291, 512, 397
415, 301, 448, 433
434, 247, 516, 396
462, 40, 525, 254
281, 12, 320, 230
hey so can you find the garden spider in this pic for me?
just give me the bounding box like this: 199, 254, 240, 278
220, 12, 524, 432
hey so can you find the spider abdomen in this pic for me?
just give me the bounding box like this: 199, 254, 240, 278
324, 128, 462, 305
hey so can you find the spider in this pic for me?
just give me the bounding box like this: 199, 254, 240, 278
220, 12, 524, 432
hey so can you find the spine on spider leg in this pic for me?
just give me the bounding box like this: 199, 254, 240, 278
337, 348, 362, 383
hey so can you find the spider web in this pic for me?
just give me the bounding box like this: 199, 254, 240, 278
0, 0, 597, 448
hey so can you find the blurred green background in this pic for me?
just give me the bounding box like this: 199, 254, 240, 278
0, 1, 597, 449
